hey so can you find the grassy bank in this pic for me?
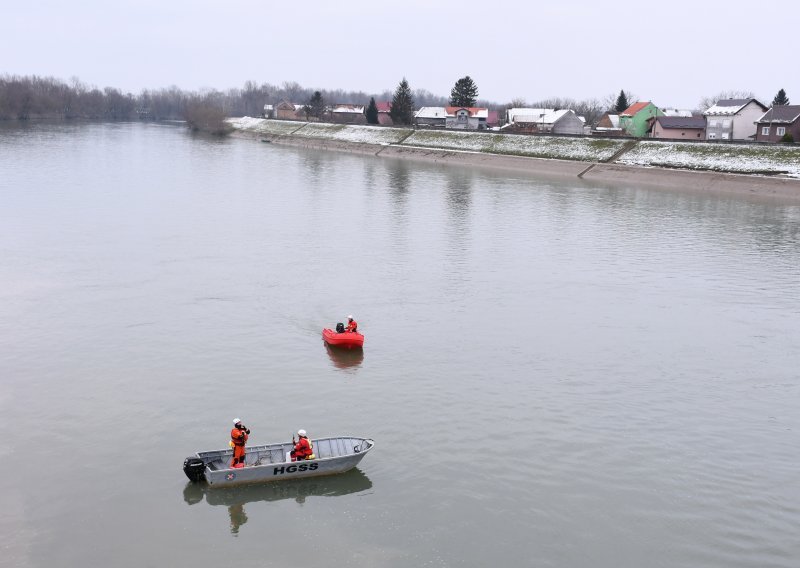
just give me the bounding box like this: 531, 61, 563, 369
228, 118, 800, 178
618, 140, 800, 177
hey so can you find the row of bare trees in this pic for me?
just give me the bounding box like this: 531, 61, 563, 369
0, 74, 773, 127
0, 75, 456, 122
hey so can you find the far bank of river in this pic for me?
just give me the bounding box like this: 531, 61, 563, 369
229, 117, 800, 201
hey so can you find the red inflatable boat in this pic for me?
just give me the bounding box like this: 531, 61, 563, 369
322, 328, 365, 349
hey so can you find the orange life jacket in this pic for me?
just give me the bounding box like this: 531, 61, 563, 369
231, 427, 248, 447
346, 320, 358, 332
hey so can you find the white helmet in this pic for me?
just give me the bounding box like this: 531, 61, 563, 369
233, 418, 241, 425
347, 315, 354, 320
298, 429, 307, 437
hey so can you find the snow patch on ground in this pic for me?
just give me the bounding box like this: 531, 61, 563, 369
619, 141, 800, 177
227, 117, 305, 135
403, 130, 626, 162
292, 123, 412, 144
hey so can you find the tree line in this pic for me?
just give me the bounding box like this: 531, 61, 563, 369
0, 74, 453, 122
1, 74, 791, 126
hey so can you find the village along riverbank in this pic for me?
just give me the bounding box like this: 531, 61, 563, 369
229, 117, 800, 200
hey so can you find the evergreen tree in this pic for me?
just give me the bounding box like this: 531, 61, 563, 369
304, 91, 325, 119
450, 76, 479, 107
614, 90, 629, 113
366, 97, 379, 124
389, 78, 415, 125
773, 88, 790, 106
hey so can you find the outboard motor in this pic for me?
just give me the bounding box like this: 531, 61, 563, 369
183, 457, 206, 483
336, 322, 345, 333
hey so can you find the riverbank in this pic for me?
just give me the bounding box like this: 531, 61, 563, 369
229, 117, 800, 200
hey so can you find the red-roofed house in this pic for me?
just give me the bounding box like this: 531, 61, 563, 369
619, 101, 663, 137
445, 106, 488, 129
375, 101, 393, 126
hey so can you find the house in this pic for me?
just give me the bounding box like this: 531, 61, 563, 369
651, 116, 706, 140
619, 102, 664, 137
504, 108, 584, 135
275, 99, 304, 121
262, 104, 274, 119
487, 110, 499, 128
375, 101, 393, 126
414, 107, 489, 129
330, 104, 366, 124
506, 108, 552, 125
703, 98, 767, 141
415, 106, 447, 128
592, 113, 624, 136
755, 105, 800, 143
445, 107, 488, 129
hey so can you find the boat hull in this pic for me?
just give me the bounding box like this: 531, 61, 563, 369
190, 437, 374, 488
322, 328, 364, 348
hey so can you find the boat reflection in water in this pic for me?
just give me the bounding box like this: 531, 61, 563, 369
183, 467, 372, 535
325, 343, 364, 370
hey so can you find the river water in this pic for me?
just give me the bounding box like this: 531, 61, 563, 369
1, 122, 799, 568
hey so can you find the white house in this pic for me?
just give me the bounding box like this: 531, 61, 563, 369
415, 106, 447, 128
329, 104, 366, 124
415, 106, 488, 130
703, 98, 767, 141
505, 108, 584, 135
445, 107, 488, 129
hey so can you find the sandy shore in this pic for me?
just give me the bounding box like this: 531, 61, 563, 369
232, 129, 800, 201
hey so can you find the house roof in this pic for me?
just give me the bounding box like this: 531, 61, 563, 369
331, 104, 365, 113
756, 105, 800, 124
507, 108, 554, 123
620, 101, 653, 117
445, 106, 489, 118
597, 113, 621, 128
375, 101, 392, 113
415, 106, 447, 119
511, 109, 577, 126
715, 98, 752, 107
704, 98, 767, 116
661, 108, 693, 117
655, 116, 706, 129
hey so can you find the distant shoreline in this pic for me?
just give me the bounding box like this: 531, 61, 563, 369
229, 119, 800, 201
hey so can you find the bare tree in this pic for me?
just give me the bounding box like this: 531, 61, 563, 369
281, 81, 304, 103
698, 90, 755, 111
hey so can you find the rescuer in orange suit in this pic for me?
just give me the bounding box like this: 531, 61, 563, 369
345, 315, 358, 333
291, 429, 315, 461
230, 418, 250, 468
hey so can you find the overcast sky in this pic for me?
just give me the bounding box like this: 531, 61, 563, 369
3, 0, 796, 108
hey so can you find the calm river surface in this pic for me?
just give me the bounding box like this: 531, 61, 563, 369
1, 122, 799, 568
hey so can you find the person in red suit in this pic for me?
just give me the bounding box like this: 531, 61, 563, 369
291, 429, 315, 461
230, 418, 250, 468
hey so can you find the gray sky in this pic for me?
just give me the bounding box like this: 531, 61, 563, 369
3, 0, 795, 108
